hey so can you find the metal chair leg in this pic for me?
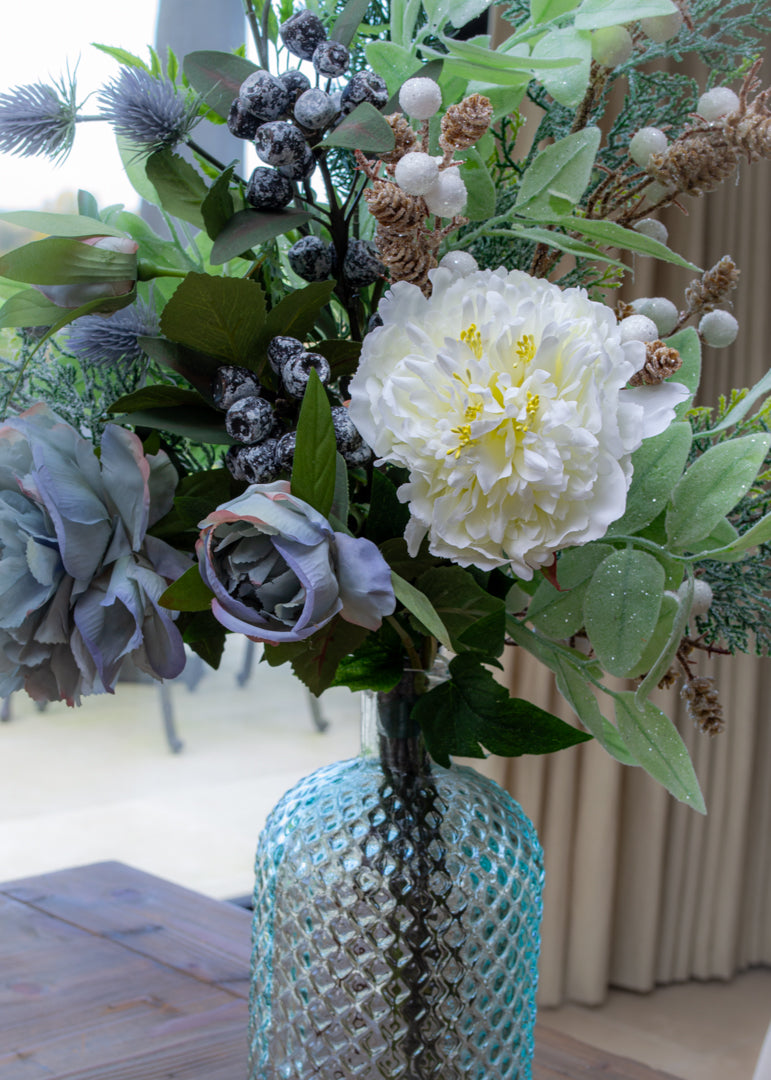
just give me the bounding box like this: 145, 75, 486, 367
158, 681, 184, 754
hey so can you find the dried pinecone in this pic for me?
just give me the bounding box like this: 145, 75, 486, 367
375, 227, 436, 291
648, 128, 738, 197
364, 180, 425, 228
682, 676, 725, 735
722, 61, 771, 163
380, 112, 418, 164
684, 255, 740, 316
439, 94, 493, 153
629, 341, 682, 386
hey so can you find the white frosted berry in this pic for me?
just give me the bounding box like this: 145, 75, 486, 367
697, 87, 740, 122
619, 314, 659, 343
640, 11, 683, 43
679, 578, 713, 617
634, 217, 669, 245
439, 251, 479, 276
423, 168, 467, 217
630, 126, 668, 168
631, 297, 679, 337
699, 310, 738, 348
399, 77, 443, 120
394, 151, 440, 196
591, 26, 633, 68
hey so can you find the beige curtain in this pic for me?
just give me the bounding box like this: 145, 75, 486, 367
486, 14, 771, 1006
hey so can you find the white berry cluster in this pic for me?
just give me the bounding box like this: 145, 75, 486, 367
392, 79, 468, 218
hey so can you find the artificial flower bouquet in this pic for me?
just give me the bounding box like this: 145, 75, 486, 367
1, 0, 770, 815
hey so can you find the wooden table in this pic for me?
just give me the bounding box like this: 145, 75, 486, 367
0, 862, 681, 1079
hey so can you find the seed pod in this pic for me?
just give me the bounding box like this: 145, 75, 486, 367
344, 442, 373, 467
277, 143, 316, 181
225, 395, 274, 445
380, 113, 418, 165
282, 351, 331, 398
648, 130, 738, 196
280, 10, 327, 60
364, 180, 424, 228
267, 335, 304, 375
288, 235, 334, 282
245, 167, 293, 210
228, 440, 280, 484
212, 365, 262, 411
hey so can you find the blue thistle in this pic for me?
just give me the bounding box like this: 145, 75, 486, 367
0, 74, 78, 161
98, 68, 200, 153
66, 299, 159, 367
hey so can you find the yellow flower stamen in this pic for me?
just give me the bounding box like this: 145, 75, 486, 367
516, 333, 536, 364
448, 402, 482, 457
511, 392, 540, 435
460, 323, 483, 359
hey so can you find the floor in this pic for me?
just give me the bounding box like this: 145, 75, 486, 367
1, 638, 768, 1080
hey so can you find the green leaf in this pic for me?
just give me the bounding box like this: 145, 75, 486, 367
116, 405, 231, 444
260, 280, 337, 355
665, 327, 701, 417
624, 591, 679, 680
201, 165, 236, 241
708, 368, 771, 435
457, 148, 496, 221
0, 288, 70, 328
320, 102, 396, 153
145, 151, 208, 229
333, 0, 377, 47
0, 237, 136, 285
606, 422, 693, 537
178, 610, 227, 670
183, 50, 258, 120
508, 222, 625, 266
364, 41, 417, 95
527, 543, 612, 639
390, 572, 453, 651
261, 615, 369, 696
515, 127, 601, 218
699, 510, 771, 559
117, 135, 160, 203
544, 215, 701, 272
552, 656, 637, 765
314, 337, 362, 380
583, 549, 665, 677
291, 368, 337, 518
330, 452, 350, 529
107, 385, 208, 413
365, 470, 411, 545
330, 631, 405, 692
159, 272, 267, 365
415, 566, 505, 657
158, 564, 214, 612
614, 692, 705, 812
665, 434, 771, 550
92, 43, 151, 71
531, 0, 580, 22
209, 207, 311, 265
0, 210, 125, 239
531, 28, 591, 108
575, 0, 676, 30
137, 336, 221, 396
414, 653, 591, 767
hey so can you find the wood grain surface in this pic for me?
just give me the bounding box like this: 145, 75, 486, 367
0, 862, 681, 1080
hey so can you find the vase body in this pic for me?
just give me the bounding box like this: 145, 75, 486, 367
248, 685, 544, 1079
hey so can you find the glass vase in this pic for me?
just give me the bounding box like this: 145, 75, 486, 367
248, 673, 544, 1079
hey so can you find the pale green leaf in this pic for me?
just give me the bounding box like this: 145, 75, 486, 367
544, 215, 701, 271
0, 211, 125, 239
531, 28, 591, 108
553, 657, 637, 765
390, 572, 453, 651
606, 422, 692, 537
515, 127, 601, 218
574, 0, 677, 30
584, 549, 665, 677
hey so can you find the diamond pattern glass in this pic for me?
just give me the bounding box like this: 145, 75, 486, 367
248, 724, 543, 1080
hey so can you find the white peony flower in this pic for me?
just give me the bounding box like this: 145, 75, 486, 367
348, 267, 689, 577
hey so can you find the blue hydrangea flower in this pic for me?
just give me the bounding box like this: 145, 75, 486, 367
0, 404, 189, 704
0, 74, 78, 161
67, 298, 159, 367
98, 68, 200, 153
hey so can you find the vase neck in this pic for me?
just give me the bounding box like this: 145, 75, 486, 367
361, 670, 432, 776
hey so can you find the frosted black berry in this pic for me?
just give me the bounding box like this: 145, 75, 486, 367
227, 98, 259, 140
343, 238, 386, 288
367, 312, 384, 333
245, 167, 293, 210
276, 430, 297, 471
267, 335, 304, 375
313, 41, 350, 77
330, 405, 363, 457
282, 351, 331, 398
288, 236, 334, 282
238, 71, 291, 123
344, 442, 373, 467
278, 143, 316, 181
340, 71, 388, 114
280, 11, 327, 60
228, 440, 280, 484
293, 89, 336, 133
225, 395, 275, 445
254, 121, 308, 168
212, 365, 262, 411
278, 69, 312, 102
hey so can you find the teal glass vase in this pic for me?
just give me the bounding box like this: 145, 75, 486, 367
248, 675, 544, 1079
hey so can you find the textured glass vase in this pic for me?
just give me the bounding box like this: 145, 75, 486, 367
248, 675, 544, 1079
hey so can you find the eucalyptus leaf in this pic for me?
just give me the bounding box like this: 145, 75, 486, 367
606, 422, 692, 537
528, 543, 612, 639
145, 151, 208, 229
183, 50, 258, 120
698, 510, 771, 559
583, 549, 665, 677
210, 208, 311, 265
365, 40, 416, 96
332, 0, 373, 46
458, 148, 497, 221
159, 272, 267, 365
665, 434, 771, 550
574, 0, 677, 29
321, 103, 396, 153
0, 210, 125, 239
552, 656, 637, 765
615, 692, 706, 812
291, 368, 337, 518
531, 28, 591, 108
515, 127, 601, 218
544, 215, 701, 271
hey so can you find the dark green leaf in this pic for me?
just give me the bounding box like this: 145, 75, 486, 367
183, 50, 258, 120
365, 470, 410, 545
330, 453, 350, 529
291, 367, 337, 517
260, 280, 337, 355
314, 337, 362, 379
107, 385, 208, 413
0, 209, 125, 238
332, 0, 373, 46
159, 564, 214, 611
201, 164, 237, 241
145, 151, 208, 229
137, 335, 221, 397
415, 566, 505, 657
390, 571, 453, 651
179, 610, 227, 669
321, 103, 396, 153
330, 632, 405, 692
117, 405, 231, 444
210, 207, 311, 265
159, 272, 267, 365
0, 237, 136, 285
261, 615, 370, 696
615, 692, 706, 812
378, 537, 441, 581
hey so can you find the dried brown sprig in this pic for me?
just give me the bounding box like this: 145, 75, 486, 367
380, 113, 418, 165
723, 60, 771, 163
648, 129, 738, 197
364, 180, 425, 229
683, 255, 740, 318
681, 676, 725, 735
628, 340, 683, 386
439, 94, 493, 153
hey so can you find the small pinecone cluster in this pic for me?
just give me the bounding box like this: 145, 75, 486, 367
628, 340, 683, 386
362, 91, 493, 294
684, 255, 740, 316
213, 336, 371, 486
681, 677, 725, 736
